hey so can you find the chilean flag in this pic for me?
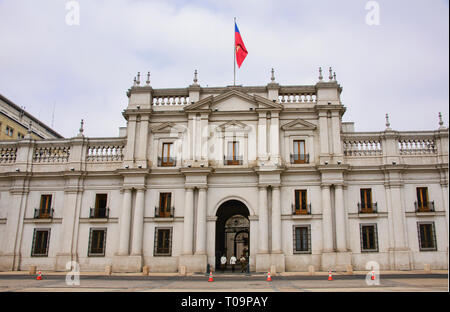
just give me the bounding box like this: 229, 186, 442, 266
235, 22, 248, 68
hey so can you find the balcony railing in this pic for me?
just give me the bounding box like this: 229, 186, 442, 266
224, 156, 243, 165
290, 154, 309, 164
414, 201, 435, 212
155, 206, 175, 218
158, 157, 176, 167
89, 207, 110, 218
357, 203, 378, 214
34, 208, 54, 219
292, 203, 311, 215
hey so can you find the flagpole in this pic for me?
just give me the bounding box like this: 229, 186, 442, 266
233, 17, 236, 86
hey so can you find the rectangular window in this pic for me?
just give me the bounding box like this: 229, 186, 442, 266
417, 222, 437, 251
5, 126, 13, 137
360, 188, 373, 212
88, 228, 107, 256
226, 141, 240, 165
92, 194, 108, 218
293, 225, 311, 253
159, 193, 172, 217
39, 195, 52, 218
31, 229, 50, 257
293, 140, 307, 164
18, 132, 24, 139
360, 224, 378, 252
294, 190, 308, 214
161, 142, 175, 166
416, 187, 429, 211
154, 228, 172, 256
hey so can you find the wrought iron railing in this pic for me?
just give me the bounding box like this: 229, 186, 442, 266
292, 203, 311, 215
223, 156, 243, 165
155, 206, 175, 218
290, 154, 309, 164
89, 207, 109, 218
414, 201, 435, 212
357, 202, 378, 213
158, 157, 176, 167
34, 208, 54, 219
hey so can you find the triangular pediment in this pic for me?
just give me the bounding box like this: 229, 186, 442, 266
184, 90, 282, 112
281, 118, 317, 131
216, 120, 251, 133
151, 122, 186, 134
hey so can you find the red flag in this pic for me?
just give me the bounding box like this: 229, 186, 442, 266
235, 22, 248, 68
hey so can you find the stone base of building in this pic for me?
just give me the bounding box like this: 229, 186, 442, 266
179, 254, 207, 273
389, 249, 412, 270
0, 254, 15, 271
112, 255, 142, 273
255, 253, 285, 272
321, 251, 352, 271
55, 253, 74, 271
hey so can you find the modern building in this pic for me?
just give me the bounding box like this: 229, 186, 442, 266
0, 69, 448, 273
0, 94, 63, 141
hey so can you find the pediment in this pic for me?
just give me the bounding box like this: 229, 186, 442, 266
184, 90, 282, 112
216, 120, 251, 133
151, 122, 187, 134
281, 118, 317, 131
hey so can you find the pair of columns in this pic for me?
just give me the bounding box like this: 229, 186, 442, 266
321, 184, 347, 252
258, 185, 282, 254
118, 188, 145, 256
182, 187, 207, 255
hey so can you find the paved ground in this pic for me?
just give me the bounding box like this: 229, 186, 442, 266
0, 270, 447, 292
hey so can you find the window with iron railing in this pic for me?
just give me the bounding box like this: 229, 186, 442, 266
155, 193, 175, 218
159, 143, 176, 167
154, 228, 172, 256
358, 189, 377, 213
90, 194, 109, 218
293, 190, 310, 215
31, 228, 50, 257
417, 222, 437, 251
415, 187, 433, 212
291, 140, 308, 164
88, 228, 107, 256
34, 195, 54, 219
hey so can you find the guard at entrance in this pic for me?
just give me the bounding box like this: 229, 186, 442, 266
240, 254, 247, 273
220, 254, 227, 272
230, 254, 237, 272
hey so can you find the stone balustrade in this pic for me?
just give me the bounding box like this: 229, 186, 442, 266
0, 146, 17, 163
278, 93, 316, 103
152, 95, 190, 106
33, 144, 70, 163
343, 136, 383, 156
87, 140, 125, 162
398, 137, 437, 155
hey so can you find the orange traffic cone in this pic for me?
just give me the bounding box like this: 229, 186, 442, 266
208, 271, 214, 282
36, 271, 42, 280
266, 271, 272, 282
328, 270, 333, 281
371, 270, 375, 280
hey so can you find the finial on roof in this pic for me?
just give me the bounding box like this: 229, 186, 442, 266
271, 68, 275, 82
136, 72, 141, 85
133, 76, 137, 86
146, 71, 150, 85
78, 119, 84, 137
329, 67, 333, 80
385, 113, 391, 130
193, 69, 198, 84
438, 112, 445, 129
318, 67, 323, 81
333, 72, 336, 81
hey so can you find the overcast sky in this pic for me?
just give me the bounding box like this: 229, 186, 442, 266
0, 0, 448, 138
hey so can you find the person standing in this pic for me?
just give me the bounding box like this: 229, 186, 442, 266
230, 254, 237, 272
240, 254, 247, 273
220, 254, 227, 272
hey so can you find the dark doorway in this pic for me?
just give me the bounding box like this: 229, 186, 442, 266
215, 200, 250, 270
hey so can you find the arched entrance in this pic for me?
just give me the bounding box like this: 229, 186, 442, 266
215, 200, 250, 270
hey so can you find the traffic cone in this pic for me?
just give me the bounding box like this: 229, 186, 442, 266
36, 271, 42, 280
266, 271, 272, 282
208, 271, 214, 282
328, 270, 333, 281
371, 270, 375, 280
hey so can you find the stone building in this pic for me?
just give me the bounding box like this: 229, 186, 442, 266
0, 68, 448, 273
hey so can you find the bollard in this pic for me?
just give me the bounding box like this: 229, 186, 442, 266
346, 265, 353, 275
143, 265, 149, 276
308, 265, 315, 276
179, 265, 186, 276
29, 266, 37, 275
270, 265, 277, 277
105, 265, 112, 275
424, 264, 431, 274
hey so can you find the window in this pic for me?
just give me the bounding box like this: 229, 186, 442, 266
154, 228, 172, 256
31, 229, 50, 257
416, 187, 430, 212
17, 132, 25, 139
360, 224, 378, 252
90, 194, 108, 218
5, 126, 13, 137
292, 140, 307, 164
417, 222, 437, 251
158, 193, 172, 217
226, 141, 241, 165
88, 228, 107, 256
160, 142, 175, 167
294, 190, 309, 215
36, 194, 53, 218
293, 225, 311, 253
359, 188, 374, 213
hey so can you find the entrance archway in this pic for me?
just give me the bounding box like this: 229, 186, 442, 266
215, 200, 250, 270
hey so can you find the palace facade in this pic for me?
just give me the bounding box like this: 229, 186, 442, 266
0, 69, 448, 273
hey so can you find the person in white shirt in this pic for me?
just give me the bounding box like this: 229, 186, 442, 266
220, 254, 227, 272
230, 255, 237, 272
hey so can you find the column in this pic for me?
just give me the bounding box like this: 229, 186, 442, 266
334, 184, 347, 251
321, 184, 333, 252
319, 111, 329, 155
195, 187, 207, 255
258, 186, 269, 253
118, 188, 132, 255
331, 111, 342, 156
182, 187, 194, 255
390, 186, 407, 249
131, 188, 145, 255
271, 186, 282, 253
258, 113, 267, 160
269, 112, 280, 164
